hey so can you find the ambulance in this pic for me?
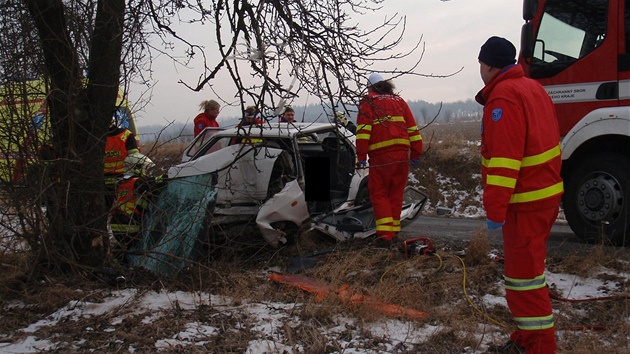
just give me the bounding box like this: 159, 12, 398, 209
0, 78, 139, 185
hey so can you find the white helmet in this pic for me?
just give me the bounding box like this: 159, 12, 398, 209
332, 111, 348, 126
123, 152, 154, 177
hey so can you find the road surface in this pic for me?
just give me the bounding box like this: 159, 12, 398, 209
401, 215, 629, 258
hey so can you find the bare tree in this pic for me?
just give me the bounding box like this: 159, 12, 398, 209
0, 0, 448, 272
144, 0, 454, 119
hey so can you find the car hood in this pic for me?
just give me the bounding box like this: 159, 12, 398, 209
168, 144, 284, 206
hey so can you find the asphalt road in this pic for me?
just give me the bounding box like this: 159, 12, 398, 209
400, 215, 630, 258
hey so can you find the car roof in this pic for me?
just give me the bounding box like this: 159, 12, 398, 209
212, 122, 345, 138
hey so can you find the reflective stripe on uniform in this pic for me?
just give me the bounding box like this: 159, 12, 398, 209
482, 144, 560, 170
514, 314, 555, 331
504, 274, 547, 291
482, 156, 522, 170
521, 144, 561, 167
372, 115, 405, 124
486, 175, 517, 189
392, 219, 401, 232
356, 124, 372, 132
375, 217, 395, 232
111, 223, 141, 233
376, 217, 393, 225
369, 138, 410, 151
510, 181, 564, 204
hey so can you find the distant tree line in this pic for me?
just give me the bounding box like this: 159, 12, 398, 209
138, 99, 483, 143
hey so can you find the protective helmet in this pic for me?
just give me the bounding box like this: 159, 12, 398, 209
123, 152, 154, 177
112, 109, 130, 129
332, 111, 348, 126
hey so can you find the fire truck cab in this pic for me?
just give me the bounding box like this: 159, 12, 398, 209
520, 0, 630, 245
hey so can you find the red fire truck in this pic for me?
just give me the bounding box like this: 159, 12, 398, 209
519, 0, 630, 245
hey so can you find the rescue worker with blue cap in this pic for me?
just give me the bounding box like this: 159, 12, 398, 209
476, 36, 563, 354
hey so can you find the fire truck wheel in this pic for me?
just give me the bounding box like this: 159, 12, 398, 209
563, 154, 630, 246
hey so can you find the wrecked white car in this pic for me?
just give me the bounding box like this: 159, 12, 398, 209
170, 122, 426, 245
130, 122, 427, 274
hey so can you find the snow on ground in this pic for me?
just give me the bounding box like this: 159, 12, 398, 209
0, 157, 622, 352
0, 266, 627, 354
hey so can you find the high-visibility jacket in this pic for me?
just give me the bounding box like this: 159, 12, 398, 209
475, 64, 563, 224
111, 177, 145, 234
355, 92, 423, 162
356, 92, 423, 240
104, 128, 138, 178
238, 118, 264, 144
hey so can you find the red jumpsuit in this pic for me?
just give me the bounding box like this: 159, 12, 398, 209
193, 111, 219, 137
356, 92, 423, 241
476, 64, 563, 354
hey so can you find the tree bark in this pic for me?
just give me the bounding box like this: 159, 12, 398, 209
24, 0, 125, 269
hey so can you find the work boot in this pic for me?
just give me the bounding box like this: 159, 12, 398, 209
371, 237, 392, 249
486, 340, 525, 354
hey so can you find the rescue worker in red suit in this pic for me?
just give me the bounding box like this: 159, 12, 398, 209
111, 155, 165, 263
104, 110, 140, 210
476, 36, 563, 354
356, 73, 423, 245
193, 99, 220, 137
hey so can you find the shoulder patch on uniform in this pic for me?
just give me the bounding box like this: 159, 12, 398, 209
198, 123, 204, 129
491, 108, 503, 122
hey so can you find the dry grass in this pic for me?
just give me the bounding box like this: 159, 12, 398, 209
0, 120, 629, 352
413, 120, 483, 216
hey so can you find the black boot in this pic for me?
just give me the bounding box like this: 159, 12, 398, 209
487, 340, 525, 354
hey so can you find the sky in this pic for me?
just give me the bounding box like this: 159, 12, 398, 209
128, 1, 523, 127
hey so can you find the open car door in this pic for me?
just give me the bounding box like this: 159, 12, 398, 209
310, 186, 428, 242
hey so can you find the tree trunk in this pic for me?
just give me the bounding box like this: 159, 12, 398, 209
24, 0, 125, 269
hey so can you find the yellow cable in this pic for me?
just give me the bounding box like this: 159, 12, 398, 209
432, 252, 443, 272
380, 260, 408, 283
453, 254, 510, 330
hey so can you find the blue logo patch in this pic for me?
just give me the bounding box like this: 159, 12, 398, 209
198, 123, 204, 129
492, 108, 503, 122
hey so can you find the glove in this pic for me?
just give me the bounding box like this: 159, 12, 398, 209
486, 218, 505, 230
410, 159, 420, 166
356, 160, 367, 169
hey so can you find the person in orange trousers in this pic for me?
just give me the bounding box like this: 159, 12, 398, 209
476, 36, 563, 354
356, 73, 423, 244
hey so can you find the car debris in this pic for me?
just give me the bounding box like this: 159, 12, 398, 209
130, 122, 428, 274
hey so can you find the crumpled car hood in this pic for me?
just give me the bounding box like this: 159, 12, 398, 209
168, 144, 284, 206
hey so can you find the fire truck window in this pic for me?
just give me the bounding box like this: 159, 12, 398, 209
531, 0, 607, 78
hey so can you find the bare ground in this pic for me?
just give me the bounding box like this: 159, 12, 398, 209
0, 120, 629, 353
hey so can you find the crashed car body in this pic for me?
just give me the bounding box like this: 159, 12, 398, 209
167, 122, 427, 247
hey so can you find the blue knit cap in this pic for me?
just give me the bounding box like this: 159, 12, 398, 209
478, 36, 517, 68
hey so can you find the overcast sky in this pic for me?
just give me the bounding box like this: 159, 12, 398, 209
129, 1, 522, 127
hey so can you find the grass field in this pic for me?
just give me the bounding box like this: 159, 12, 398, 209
1, 119, 628, 353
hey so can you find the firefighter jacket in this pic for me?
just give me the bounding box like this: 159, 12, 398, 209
237, 118, 264, 144
111, 175, 166, 234
355, 92, 423, 162
111, 177, 146, 234
104, 128, 139, 178
475, 64, 563, 223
